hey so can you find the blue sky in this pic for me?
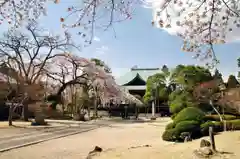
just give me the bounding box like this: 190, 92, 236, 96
1, 0, 240, 81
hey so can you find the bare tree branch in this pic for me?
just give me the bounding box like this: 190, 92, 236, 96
0, 23, 78, 85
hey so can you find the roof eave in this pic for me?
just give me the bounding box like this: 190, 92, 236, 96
123, 73, 146, 86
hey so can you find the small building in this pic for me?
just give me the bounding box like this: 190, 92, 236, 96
116, 67, 161, 98
116, 66, 171, 116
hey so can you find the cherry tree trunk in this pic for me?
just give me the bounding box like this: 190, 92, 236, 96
93, 97, 98, 118
8, 105, 13, 126
22, 104, 28, 121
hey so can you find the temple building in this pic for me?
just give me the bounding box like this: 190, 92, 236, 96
116, 67, 161, 98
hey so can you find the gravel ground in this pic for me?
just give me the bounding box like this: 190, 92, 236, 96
0, 118, 170, 159
0, 118, 239, 159
0, 119, 115, 152
0, 125, 99, 151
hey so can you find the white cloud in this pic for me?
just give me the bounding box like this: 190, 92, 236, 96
93, 36, 100, 42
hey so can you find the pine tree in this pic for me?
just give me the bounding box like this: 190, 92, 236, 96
213, 69, 223, 84
227, 75, 239, 88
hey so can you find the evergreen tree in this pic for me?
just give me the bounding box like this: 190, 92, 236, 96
213, 69, 223, 83
227, 75, 239, 88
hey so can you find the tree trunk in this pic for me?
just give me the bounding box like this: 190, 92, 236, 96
71, 104, 73, 117
145, 106, 149, 116
74, 89, 77, 111
87, 104, 91, 118
22, 104, 28, 121
209, 126, 216, 152
71, 85, 76, 115
8, 105, 13, 126
62, 93, 65, 116
209, 100, 223, 121
94, 97, 98, 118
62, 104, 65, 116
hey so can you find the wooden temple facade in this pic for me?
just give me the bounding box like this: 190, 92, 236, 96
116, 67, 170, 116
116, 67, 161, 98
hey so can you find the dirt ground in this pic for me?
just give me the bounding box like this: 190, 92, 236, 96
95, 131, 240, 159
0, 121, 31, 128
0, 118, 239, 159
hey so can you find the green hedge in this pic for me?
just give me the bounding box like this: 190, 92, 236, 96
204, 114, 237, 121
200, 119, 240, 136
226, 120, 240, 130
165, 122, 176, 130
163, 120, 240, 142
162, 120, 201, 142
169, 99, 186, 114
171, 114, 177, 120
175, 120, 201, 139
174, 107, 205, 124
162, 129, 180, 142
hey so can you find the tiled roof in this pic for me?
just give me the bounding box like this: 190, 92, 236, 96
123, 85, 146, 90
116, 68, 161, 86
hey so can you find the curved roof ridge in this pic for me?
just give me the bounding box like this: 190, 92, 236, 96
116, 68, 162, 86
131, 68, 160, 71
123, 73, 145, 86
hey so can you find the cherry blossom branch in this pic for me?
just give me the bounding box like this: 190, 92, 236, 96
222, 0, 240, 17
60, 0, 136, 45
208, 0, 216, 60
151, 0, 240, 65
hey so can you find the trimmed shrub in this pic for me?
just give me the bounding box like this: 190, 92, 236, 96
224, 115, 238, 120
165, 122, 176, 130
226, 119, 240, 130
162, 120, 201, 142
171, 114, 177, 120
204, 114, 237, 121
200, 121, 223, 136
162, 129, 180, 142
169, 99, 186, 114
174, 107, 205, 124
175, 120, 201, 139
200, 119, 240, 135
169, 92, 197, 115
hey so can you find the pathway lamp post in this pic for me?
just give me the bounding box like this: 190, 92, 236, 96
156, 84, 160, 114
151, 83, 159, 120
